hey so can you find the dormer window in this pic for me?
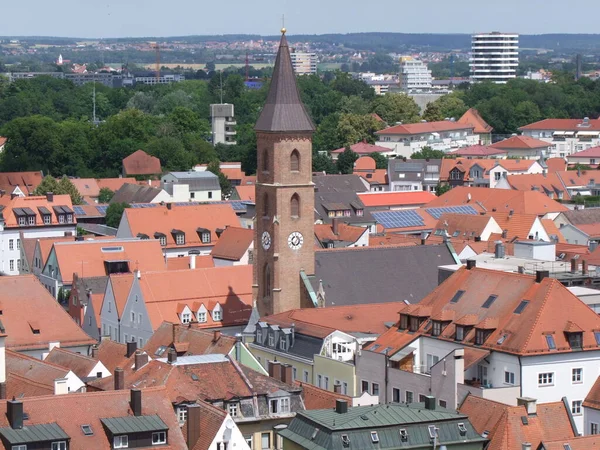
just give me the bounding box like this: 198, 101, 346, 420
356, 209, 364, 217
280, 335, 287, 351
28, 215, 36, 225
176, 233, 185, 245
567, 332, 583, 349
456, 326, 465, 341
475, 329, 491, 345
18, 217, 26, 226
43, 214, 51, 224
197, 311, 207, 323
181, 313, 191, 324
114, 435, 129, 448
202, 232, 211, 243
52, 442, 67, 450
152, 431, 166, 445
409, 316, 422, 332
268, 334, 275, 347
58, 214, 65, 224
399, 314, 409, 330
257, 328, 262, 342
432, 321, 442, 336
212, 309, 222, 322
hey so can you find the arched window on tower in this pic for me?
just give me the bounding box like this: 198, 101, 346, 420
264, 264, 271, 298
290, 149, 300, 172
262, 149, 269, 172
263, 192, 269, 218
290, 193, 300, 218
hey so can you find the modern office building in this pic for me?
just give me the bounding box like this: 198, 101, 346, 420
210, 103, 237, 145
290, 51, 317, 75
470, 32, 519, 84
398, 56, 432, 91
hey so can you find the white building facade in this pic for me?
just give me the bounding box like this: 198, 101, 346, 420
210, 103, 236, 145
290, 52, 317, 75
399, 57, 432, 91
470, 32, 519, 84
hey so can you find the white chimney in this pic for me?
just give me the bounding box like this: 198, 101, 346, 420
190, 254, 196, 269
517, 397, 537, 415
136, 269, 141, 279
454, 348, 465, 385
54, 377, 68, 395
0, 335, 6, 384
522, 443, 532, 450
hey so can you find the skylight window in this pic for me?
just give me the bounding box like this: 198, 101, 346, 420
482, 295, 497, 309
341, 435, 350, 448
513, 300, 529, 314
546, 335, 556, 350
450, 290, 465, 304
370, 431, 379, 443
399, 429, 408, 441
81, 425, 93, 436
458, 423, 467, 436
595, 331, 600, 346
428, 425, 438, 439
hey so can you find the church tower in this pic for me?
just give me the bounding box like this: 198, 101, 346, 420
253, 28, 316, 316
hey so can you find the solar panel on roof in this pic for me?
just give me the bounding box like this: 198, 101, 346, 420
73, 206, 86, 215
96, 206, 108, 214
372, 210, 425, 229
425, 205, 479, 220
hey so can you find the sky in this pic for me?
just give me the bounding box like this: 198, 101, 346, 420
4, 0, 600, 38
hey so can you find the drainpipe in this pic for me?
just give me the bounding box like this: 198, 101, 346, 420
384, 353, 389, 404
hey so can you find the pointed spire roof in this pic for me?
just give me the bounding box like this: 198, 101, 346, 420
255, 30, 315, 133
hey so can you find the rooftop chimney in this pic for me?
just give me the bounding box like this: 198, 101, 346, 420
46, 192, 54, 202
7, 400, 23, 430
167, 348, 177, 364
186, 404, 201, 449
424, 396, 436, 410
495, 242, 505, 259
517, 397, 537, 416
126, 341, 137, 358
454, 348, 465, 386
466, 259, 476, 270
268, 360, 282, 380
130, 389, 142, 416
335, 400, 348, 414
190, 254, 196, 270
213, 330, 221, 342
114, 367, 125, 390
522, 443, 532, 450
281, 364, 293, 384
134, 350, 148, 371
332, 218, 340, 236
166, 203, 172, 210
570, 257, 578, 274
535, 270, 549, 283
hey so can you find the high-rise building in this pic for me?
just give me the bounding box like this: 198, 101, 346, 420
290, 51, 317, 75
210, 103, 237, 145
254, 29, 316, 316
470, 32, 519, 84
398, 56, 432, 91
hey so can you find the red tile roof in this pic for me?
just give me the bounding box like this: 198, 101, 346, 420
143, 322, 236, 357
358, 191, 436, 207
0, 276, 96, 351
0, 171, 43, 196
121, 203, 240, 249
584, 376, 600, 410
45, 347, 101, 379
490, 135, 551, 150
368, 234, 421, 247
184, 399, 228, 450
2, 194, 75, 228
233, 185, 255, 202
354, 156, 376, 170
568, 145, 600, 158
376, 121, 474, 135
70, 178, 100, 197
94, 339, 128, 373
122, 149, 162, 175
449, 145, 507, 157
166, 255, 214, 270
331, 141, 391, 154
297, 382, 351, 410
541, 436, 600, 450
459, 395, 576, 450
314, 223, 367, 245
5, 350, 71, 398
96, 177, 137, 192
427, 187, 568, 216
547, 158, 568, 173
519, 118, 600, 131
457, 108, 494, 134
210, 226, 253, 261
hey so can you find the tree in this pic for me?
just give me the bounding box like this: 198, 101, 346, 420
371, 94, 421, 125
206, 160, 232, 199
411, 147, 446, 159
369, 152, 388, 169
32, 175, 60, 196
57, 176, 83, 205
105, 202, 129, 228
313, 152, 337, 174
205, 61, 216, 72
337, 113, 385, 146
336, 147, 359, 174
422, 94, 468, 122
436, 184, 451, 196
98, 187, 114, 203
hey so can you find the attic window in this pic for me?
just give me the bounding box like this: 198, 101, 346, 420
450, 290, 465, 304
475, 329, 491, 346
370, 431, 379, 443
455, 326, 465, 341
201, 232, 211, 244
29, 321, 40, 334
594, 331, 600, 346
399, 429, 408, 441
482, 295, 497, 309
513, 300, 529, 314
452, 230, 460, 237
370, 344, 380, 351
81, 425, 93, 436
567, 332, 583, 350
399, 314, 409, 330
458, 423, 467, 436
341, 435, 350, 447
428, 425, 438, 439
546, 335, 556, 350
155, 345, 168, 357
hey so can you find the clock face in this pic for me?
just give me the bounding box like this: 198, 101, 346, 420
288, 231, 304, 250
261, 231, 272, 250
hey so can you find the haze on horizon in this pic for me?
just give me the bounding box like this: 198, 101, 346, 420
4, 0, 600, 38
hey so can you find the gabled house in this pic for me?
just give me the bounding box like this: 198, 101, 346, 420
584, 376, 600, 436
19, 235, 75, 276
98, 266, 253, 346
352, 156, 388, 192
45, 347, 111, 381
490, 135, 552, 159
0, 193, 76, 275
387, 158, 442, 192
122, 149, 162, 177
358, 191, 436, 210
330, 141, 395, 160
161, 171, 221, 202
38, 238, 166, 299
116, 203, 241, 258
0, 387, 186, 449
457, 108, 494, 145
0, 171, 43, 197
210, 226, 254, 266
359, 265, 600, 433
110, 183, 170, 204
449, 145, 507, 159
314, 220, 369, 248
67, 274, 108, 330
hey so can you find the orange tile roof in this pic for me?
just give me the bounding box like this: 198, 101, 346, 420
123, 149, 162, 175
489, 212, 538, 241
427, 186, 568, 215
0, 276, 96, 351
368, 234, 421, 247
122, 203, 240, 249
6, 350, 71, 398
195, 162, 255, 185
0, 387, 186, 449
354, 168, 388, 186
541, 219, 566, 243
376, 121, 474, 135
143, 322, 237, 357
210, 226, 253, 261
431, 213, 493, 239
51, 239, 166, 285
0, 171, 43, 196
185, 399, 228, 450
369, 266, 600, 357
70, 178, 100, 197
354, 156, 376, 170
584, 376, 600, 410
547, 158, 568, 173
358, 191, 436, 207
459, 395, 576, 450
569, 145, 600, 158
297, 382, 352, 410
490, 135, 551, 150
331, 141, 391, 154
0, 137, 6, 146
314, 223, 367, 245
233, 185, 255, 202
519, 118, 600, 131
574, 223, 600, 238
450, 145, 506, 157
504, 172, 569, 199
1, 194, 75, 228
457, 108, 493, 134
166, 255, 214, 270
94, 339, 128, 373
95, 177, 137, 192
45, 347, 100, 379
542, 436, 600, 450
138, 266, 253, 330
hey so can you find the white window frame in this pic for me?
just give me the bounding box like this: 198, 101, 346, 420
177, 406, 187, 424
18, 217, 26, 226
27, 215, 35, 225
303, 370, 309, 383
181, 313, 191, 324
538, 372, 554, 386
591, 422, 599, 435
212, 309, 222, 322
152, 431, 166, 445
43, 214, 51, 224
504, 371, 515, 385
52, 443, 67, 450
58, 214, 65, 224
197, 311, 207, 323
13, 445, 27, 450
268, 334, 275, 347
176, 233, 185, 245
159, 236, 167, 246
572, 367, 583, 384
228, 402, 239, 417
202, 232, 211, 243
8, 240, 13, 251
372, 382, 379, 396
114, 435, 129, 448
572, 400, 582, 416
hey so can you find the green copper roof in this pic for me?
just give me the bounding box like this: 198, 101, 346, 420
101, 415, 168, 435
0, 423, 69, 445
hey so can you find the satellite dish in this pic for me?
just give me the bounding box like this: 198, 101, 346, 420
225, 418, 234, 429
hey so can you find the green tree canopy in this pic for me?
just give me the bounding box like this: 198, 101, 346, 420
105, 202, 129, 228
98, 187, 114, 203
206, 160, 232, 199
32, 175, 83, 204
336, 147, 359, 175
410, 147, 446, 160
371, 93, 421, 125
337, 113, 385, 147
369, 152, 388, 169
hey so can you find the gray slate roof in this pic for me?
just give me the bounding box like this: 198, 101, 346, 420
388, 159, 442, 183
101, 415, 168, 435
255, 33, 315, 133
314, 192, 374, 226
313, 174, 369, 194
0, 423, 69, 444
110, 184, 162, 204
563, 208, 600, 225
164, 171, 220, 191
311, 244, 456, 306
74, 276, 109, 306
